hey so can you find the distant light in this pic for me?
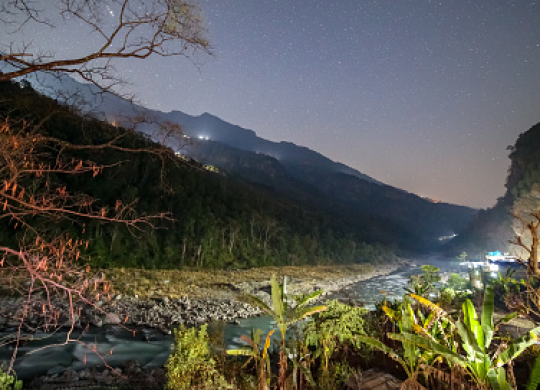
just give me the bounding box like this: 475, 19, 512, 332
198, 135, 209, 140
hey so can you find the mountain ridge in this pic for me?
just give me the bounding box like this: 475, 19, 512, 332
17, 71, 477, 250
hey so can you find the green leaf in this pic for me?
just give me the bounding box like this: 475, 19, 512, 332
488, 367, 511, 390
462, 299, 484, 351
481, 286, 495, 348
356, 335, 409, 375
295, 289, 324, 308
227, 348, 256, 357
389, 332, 468, 368
495, 312, 518, 327
245, 295, 274, 317
495, 328, 540, 366
270, 274, 284, 321
455, 320, 476, 358
401, 302, 418, 373
290, 305, 327, 324
526, 356, 540, 390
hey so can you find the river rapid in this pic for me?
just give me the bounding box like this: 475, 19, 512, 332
1, 259, 463, 380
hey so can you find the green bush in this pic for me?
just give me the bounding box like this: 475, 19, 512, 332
166, 324, 231, 390
304, 300, 371, 366
0, 367, 22, 390
447, 273, 469, 291
438, 287, 456, 309
406, 265, 441, 297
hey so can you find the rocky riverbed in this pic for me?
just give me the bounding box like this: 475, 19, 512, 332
1, 262, 407, 389
0, 262, 404, 335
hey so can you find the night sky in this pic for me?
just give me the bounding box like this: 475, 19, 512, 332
4, 1, 540, 208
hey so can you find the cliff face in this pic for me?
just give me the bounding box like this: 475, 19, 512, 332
449, 122, 540, 256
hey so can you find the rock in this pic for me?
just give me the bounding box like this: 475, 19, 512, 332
103, 313, 121, 325
91, 317, 103, 327
351, 369, 402, 390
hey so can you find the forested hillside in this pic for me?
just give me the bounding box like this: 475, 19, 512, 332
0, 81, 397, 269
449, 121, 540, 256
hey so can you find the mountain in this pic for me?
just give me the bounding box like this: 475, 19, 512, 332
448, 121, 540, 257
16, 72, 477, 251
0, 79, 401, 269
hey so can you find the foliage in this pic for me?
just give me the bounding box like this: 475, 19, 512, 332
406, 265, 441, 298
0, 367, 22, 390
489, 269, 521, 309
241, 275, 326, 390
526, 356, 540, 390
246, 275, 327, 345
304, 300, 371, 369
166, 324, 232, 390
315, 361, 361, 390
447, 273, 470, 291
392, 286, 538, 390
227, 328, 274, 390
357, 296, 434, 383
449, 121, 540, 256
438, 287, 456, 309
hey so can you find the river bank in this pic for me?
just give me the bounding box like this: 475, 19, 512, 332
0, 261, 406, 335
1, 261, 410, 389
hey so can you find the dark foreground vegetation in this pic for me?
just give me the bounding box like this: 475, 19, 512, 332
6, 264, 540, 390
161, 266, 540, 390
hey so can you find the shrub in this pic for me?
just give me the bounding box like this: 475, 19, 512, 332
166, 324, 231, 390
0, 367, 22, 390
304, 300, 371, 367
447, 273, 469, 291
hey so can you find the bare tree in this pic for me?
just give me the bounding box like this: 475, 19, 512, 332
0, 0, 209, 375
0, 0, 210, 94
510, 183, 540, 277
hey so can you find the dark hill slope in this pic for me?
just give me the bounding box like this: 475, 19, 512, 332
16, 72, 476, 251
0, 81, 398, 268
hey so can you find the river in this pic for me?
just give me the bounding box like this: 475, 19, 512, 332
1, 260, 465, 380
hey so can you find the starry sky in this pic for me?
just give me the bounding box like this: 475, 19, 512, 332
4, 1, 540, 208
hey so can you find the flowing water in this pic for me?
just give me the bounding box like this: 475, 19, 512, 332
2, 260, 464, 379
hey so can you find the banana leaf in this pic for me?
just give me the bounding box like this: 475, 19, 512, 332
495, 326, 540, 367
526, 356, 540, 390
462, 299, 484, 351
295, 289, 324, 308
481, 286, 495, 349
288, 305, 327, 325
389, 332, 469, 368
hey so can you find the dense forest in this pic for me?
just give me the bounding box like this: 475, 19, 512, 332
449, 121, 540, 256
0, 80, 397, 269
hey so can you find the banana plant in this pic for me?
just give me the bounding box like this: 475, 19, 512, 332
391, 286, 539, 390
246, 275, 327, 345
244, 275, 327, 389
357, 296, 427, 383
526, 356, 540, 390
227, 328, 274, 390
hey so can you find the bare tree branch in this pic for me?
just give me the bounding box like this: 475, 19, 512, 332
0, 0, 210, 94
